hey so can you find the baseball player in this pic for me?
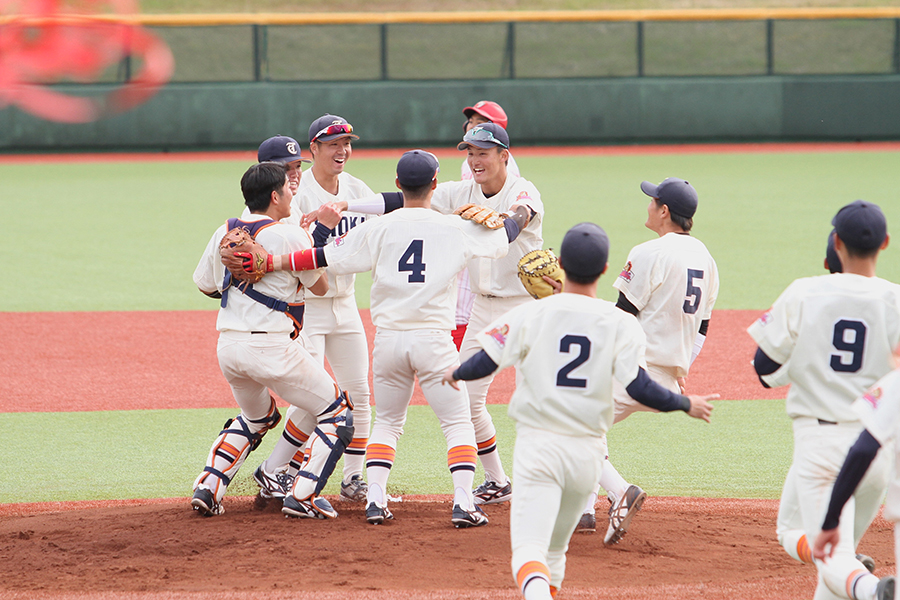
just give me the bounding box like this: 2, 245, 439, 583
223, 149, 533, 526
455, 100, 520, 350
305, 123, 543, 505
749, 200, 900, 600
576, 178, 719, 545
812, 368, 900, 599
252, 116, 397, 505
442, 222, 716, 600
191, 162, 353, 520
772, 229, 876, 574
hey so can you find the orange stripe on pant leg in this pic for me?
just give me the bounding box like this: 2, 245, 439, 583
796, 534, 813, 564
347, 438, 368, 452
516, 561, 550, 592
477, 436, 497, 451
366, 443, 396, 464
448, 445, 477, 469
846, 569, 868, 598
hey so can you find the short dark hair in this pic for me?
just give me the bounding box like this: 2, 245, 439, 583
655, 199, 693, 231
241, 162, 288, 212
841, 236, 882, 259
398, 182, 433, 200
562, 270, 601, 285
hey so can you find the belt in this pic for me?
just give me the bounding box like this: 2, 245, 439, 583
818, 419, 838, 426
251, 331, 269, 334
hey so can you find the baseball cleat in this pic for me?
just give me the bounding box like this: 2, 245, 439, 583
452, 504, 489, 528
473, 479, 512, 505
857, 553, 877, 574
340, 475, 369, 502
253, 464, 294, 500
365, 502, 394, 525
282, 495, 338, 520
190, 487, 224, 517
575, 511, 596, 534
604, 484, 647, 545
876, 576, 895, 600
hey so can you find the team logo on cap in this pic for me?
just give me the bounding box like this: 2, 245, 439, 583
486, 324, 509, 347
286, 142, 297, 154
618, 261, 634, 283
862, 386, 883, 408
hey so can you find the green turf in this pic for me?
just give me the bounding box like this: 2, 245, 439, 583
6, 149, 899, 312
0, 400, 789, 504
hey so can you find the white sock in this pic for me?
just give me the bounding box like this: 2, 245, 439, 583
366, 467, 390, 506
479, 448, 508, 484
598, 457, 628, 501
582, 491, 598, 515
523, 578, 553, 600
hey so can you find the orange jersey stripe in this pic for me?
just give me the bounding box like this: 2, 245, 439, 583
447, 445, 477, 467
516, 561, 550, 590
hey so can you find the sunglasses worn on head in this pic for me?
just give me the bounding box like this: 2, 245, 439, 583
313, 123, 353, 141
464, 126, 507, 148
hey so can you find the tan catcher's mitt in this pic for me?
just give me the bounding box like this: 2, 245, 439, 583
453, 203, 506, 229
517, 249, 564, 299
218, 227, 269, 284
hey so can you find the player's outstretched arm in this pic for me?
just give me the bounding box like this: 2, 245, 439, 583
685, 394, 716, 423
308, 273, 329, 296
443, 350, 499, 390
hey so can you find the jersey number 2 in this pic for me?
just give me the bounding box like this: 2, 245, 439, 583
399, 240, 426, 283
830, 319, 867, 373
557, 335, 590, 388
683, 269, 704, 314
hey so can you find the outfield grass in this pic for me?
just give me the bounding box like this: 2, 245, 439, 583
9, 149, 900, 312
0, 400, 790, 504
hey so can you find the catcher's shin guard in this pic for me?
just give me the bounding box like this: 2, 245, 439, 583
292, 391, 354, 499
194, 400, 281, 499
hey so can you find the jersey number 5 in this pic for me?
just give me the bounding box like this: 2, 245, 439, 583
399, 239, 426, 283
683, 269, 704, 314
830, 319, 867, 373
557, 335, 590, 388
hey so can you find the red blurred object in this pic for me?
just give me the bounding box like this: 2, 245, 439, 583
0, 0, 174, 122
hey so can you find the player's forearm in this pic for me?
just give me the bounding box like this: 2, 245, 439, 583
344, 192, 403, 214
626, 367, 691, 412
452, 350, 499, 381
502, 206, 530, 242
270, 247, 329, 272
821, 429, 881, 530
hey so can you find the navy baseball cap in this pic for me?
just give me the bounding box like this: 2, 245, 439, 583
257, 135, 311, 164
457, 123, 510, 151
559, 222, 610, 279
640, 177, 699, 219
825, 230, 843, 273
832, 200, 887, 251
397, 150, 440, 187
308, 114, 359, 143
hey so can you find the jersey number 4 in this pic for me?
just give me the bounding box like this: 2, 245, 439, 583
557, 335, 590, 388
399, 240, 425, 283
830, 319, 867, 373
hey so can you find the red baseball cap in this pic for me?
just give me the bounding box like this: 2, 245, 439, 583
463, 101, 508, 130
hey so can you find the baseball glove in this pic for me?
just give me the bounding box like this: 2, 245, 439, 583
218, 227, 269, 284
517, 249, 564, 299
453, 203, 506, 229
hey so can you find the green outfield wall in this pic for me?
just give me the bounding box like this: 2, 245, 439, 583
3, 75, 899, 151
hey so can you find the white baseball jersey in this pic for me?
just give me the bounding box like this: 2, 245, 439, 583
288, 171, 375, 299
461, 152, 520, 180
854, 369, 900, 521
431, 175, 543, 298
614, 232, 718, 377
193, 216, 322, 333
476, 293, 646, 438
748, 273, 900, 423
323, 207, 509, 330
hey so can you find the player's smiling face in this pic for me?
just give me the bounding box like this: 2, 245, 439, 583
467, 146, 507, 187
311, 137, 352, 177
285, 160, 303, 194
